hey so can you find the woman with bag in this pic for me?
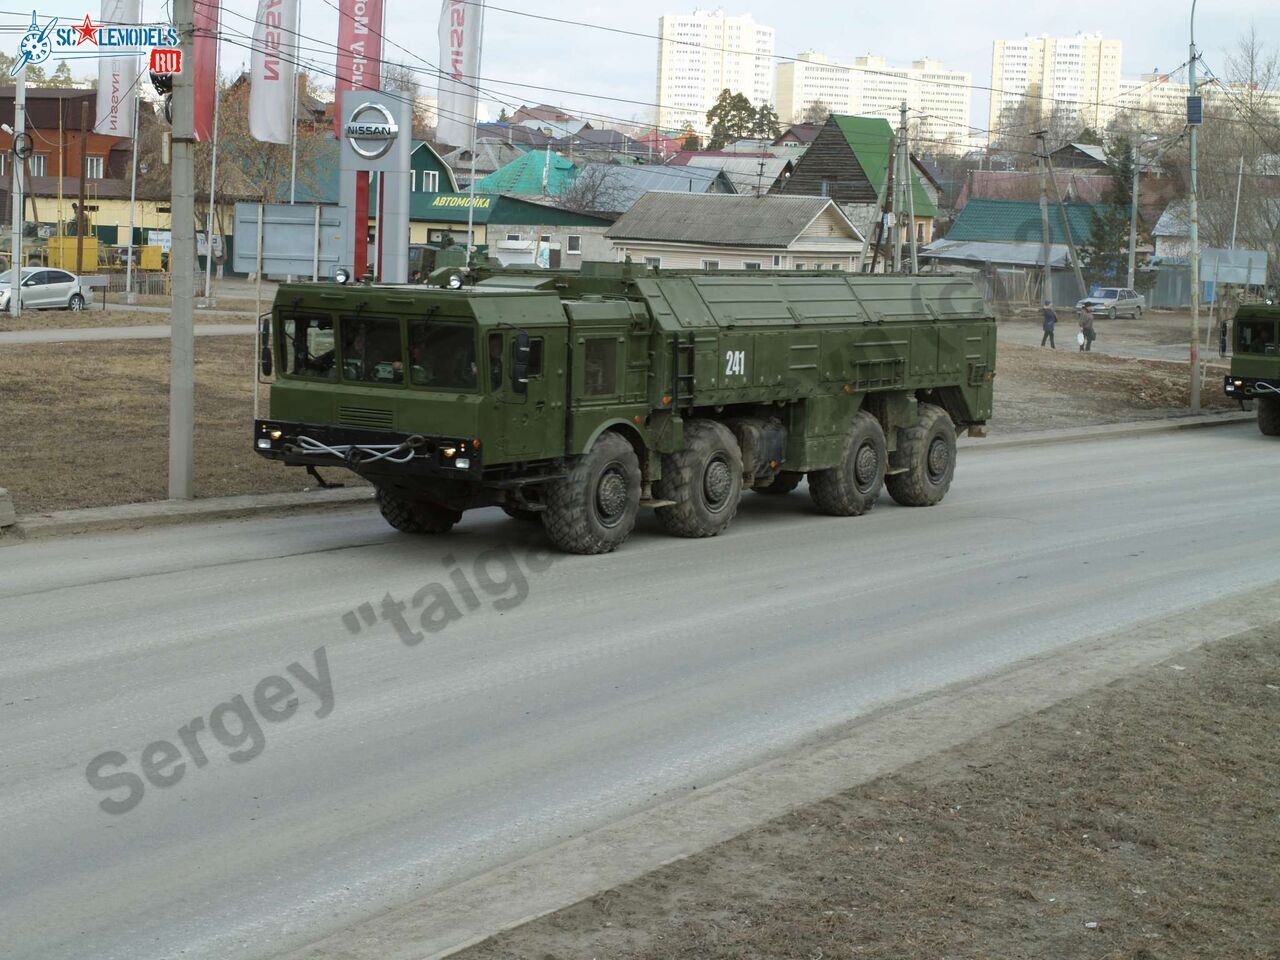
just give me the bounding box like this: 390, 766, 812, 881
1079, 304, 1096, 352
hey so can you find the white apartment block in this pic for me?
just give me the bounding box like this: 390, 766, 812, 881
775, 52, 974, 152
988, 33, 1124, 140
656, 9, 775, 134
1115, 70, 1280, 129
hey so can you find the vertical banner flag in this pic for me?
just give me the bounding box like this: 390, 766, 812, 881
249, 0, 297, 144
334, 0, 384, 137
95, 0, 141, 136
436, 0, 483, 148
193, 0, 221, 142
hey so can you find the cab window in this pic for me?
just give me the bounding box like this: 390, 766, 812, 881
515, 338, 544, 378
407, 318, 478, 389
341, 317, 404, 384
488, 333, 504, 392
1238, 319, 1277, 355
584, 337, 618, 396
281, 314, 336, 380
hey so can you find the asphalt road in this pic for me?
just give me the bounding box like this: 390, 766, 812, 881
3, 424, 1278, 960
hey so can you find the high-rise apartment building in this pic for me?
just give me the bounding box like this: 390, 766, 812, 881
988, 33, 1123, 140
775, 53, 974, 152
656, 10, 775, 134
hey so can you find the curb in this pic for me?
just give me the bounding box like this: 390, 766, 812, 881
0, 413, 1254, 546
960, 411, 1253, 450
0, 486, 374, 545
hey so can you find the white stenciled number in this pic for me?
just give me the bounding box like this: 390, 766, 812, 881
724, 350, 746, 376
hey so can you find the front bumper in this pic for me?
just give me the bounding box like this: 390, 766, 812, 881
253, 419, 483, 478
1223, 375, 1280, 399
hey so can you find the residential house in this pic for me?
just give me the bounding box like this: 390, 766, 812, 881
551, 128, 649, 165
775, 115, 938, 249
686, 155, 795, 196
955, 169, 1175, 229
667, 149, 776, 166
475, 149, 577, 199
565, 163, 737, 219
773, 123, 822, 150
634, 129, 688, 161
410, 192, 613, 267
605, 193, 864, 271
441, 139, 530, 188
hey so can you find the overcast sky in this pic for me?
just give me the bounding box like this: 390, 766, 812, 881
5, 0, 1279, 131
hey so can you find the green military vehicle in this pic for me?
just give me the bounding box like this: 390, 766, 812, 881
1224, 300, 1280, 435
254, 264, 995, 554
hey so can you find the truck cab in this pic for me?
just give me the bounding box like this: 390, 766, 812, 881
1223, 302, 1280, 435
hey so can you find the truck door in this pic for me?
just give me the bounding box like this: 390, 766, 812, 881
488, 328, 565, 461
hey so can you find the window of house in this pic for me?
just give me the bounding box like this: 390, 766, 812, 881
644, 256, 661, 269
506, 233, 522, 241
85, 155, 104, 179
819, 177, 832, 197
743, 261, 762, 270
0, 154, 6, 176
567, 235, 582, 254
773, 255, 783, 267
794, 262, 807, 270
831, 263, 843, 271
916, 222, 926, 243
702, 259, 720, 270
30, 154, 47, 176
540, 234, 551, 243
410, 170, 417, 192
423, 171, 439, 193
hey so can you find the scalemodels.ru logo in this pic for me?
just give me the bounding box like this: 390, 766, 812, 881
10, 10, 181, 77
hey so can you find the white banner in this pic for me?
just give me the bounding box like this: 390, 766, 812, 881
94, 0, 141, 136
249, 0, 297, 144
435, 0, 484, 148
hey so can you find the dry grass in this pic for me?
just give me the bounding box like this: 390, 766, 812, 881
0, 307, 253, 332
0, 337, 358, 514
462, 627, 1280, 960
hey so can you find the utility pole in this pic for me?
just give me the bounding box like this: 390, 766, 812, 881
9, 65, 25, 318
892, 102, 907, 273
169, 0, 197, 499
1230, 156, 1244, 249
1034, 129, 1053, 303
76, 101, 88, 276
1188, 0, 1202, 412
903, 104, 918, 274
1042, 140, 1088, 300
1127, 134, 1142, 289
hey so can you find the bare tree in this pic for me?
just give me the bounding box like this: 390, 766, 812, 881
802, 100, 833, 125
557, 165, 628, 215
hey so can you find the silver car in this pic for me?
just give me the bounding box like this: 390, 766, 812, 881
1076, 287, 1144, 319
0, 267, 94, 312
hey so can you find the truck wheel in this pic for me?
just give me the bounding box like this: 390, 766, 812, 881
809, 410, 886, 516
655, 419, 743, 538
376, 488, 460, 534
885, 403, 957, 507
1259, 396, 1280, 436
502, 504, 542, 523
543, 431, 641, 554
753, 471, 803, 495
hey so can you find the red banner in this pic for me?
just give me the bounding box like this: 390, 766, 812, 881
334, 0, 384, 137
193, 0, 221, 141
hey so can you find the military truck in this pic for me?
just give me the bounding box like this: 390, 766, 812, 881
1223, 300, 1280, 435
254, 264, 995, 554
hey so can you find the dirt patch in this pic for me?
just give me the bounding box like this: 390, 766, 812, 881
0, 307, 252, 331
459, 627, 1280, 960
992, 342, 1235, 433
0, 337, 362, 514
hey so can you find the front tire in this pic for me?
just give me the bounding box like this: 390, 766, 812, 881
809, 410, 886, 516
542, 431, 641, 554
1259, 396, 1280, 436
376, 488, 460, 534
69, 294, 85, 311
655, 419, 743, 538
885, 403, 957, 507
1108, 306, 1117, 320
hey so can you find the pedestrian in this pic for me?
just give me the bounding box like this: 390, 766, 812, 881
1040, 299, 1057, 348
1079, 304, 1096, 352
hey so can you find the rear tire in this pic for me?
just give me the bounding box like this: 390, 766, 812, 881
655, 419, 743, 538
376, 488, 460, 534
1259, 396, 1280, 436
809, 410, 886, 516
69, 294, 85, 311
885, 403, 957, 507
753, 471, 802, 495
1134, 306, 1143, 319
542, 431, 641, 554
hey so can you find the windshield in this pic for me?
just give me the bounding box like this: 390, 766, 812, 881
1099, 289, 1119, 299
1237, 318, 1277, 355
280, 315, 336, 380
408, 318, 478, 389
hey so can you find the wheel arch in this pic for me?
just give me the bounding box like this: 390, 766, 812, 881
581, 419, 648, 463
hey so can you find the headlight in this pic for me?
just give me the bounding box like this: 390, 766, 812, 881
334, 267, 350, 285
446, 271, 464, 290
454, 458, 470, 469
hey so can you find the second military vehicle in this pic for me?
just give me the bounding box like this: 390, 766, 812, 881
255, 263, 996, 554
1223, 300, 1280, 435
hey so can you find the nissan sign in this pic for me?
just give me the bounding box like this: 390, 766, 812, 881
344, 102, 399, 159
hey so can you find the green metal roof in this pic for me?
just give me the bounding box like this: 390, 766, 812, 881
475, 149, 577, 196
947, 198, 1105, 245
833, 115, 937, 218
411, 192, 612, 228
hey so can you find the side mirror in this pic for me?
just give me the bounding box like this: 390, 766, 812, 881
511, 330, 530, 396
259, 315, 273, 377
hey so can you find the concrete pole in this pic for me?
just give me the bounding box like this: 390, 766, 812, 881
169, 0, 197, 499
125, 70, 139, 304
1035, 131, 1053, 303
203, 80, 221, 304
1188, 3, 1201, 412
9, 65, 24, 317
1126, 135, 1141, 289
1230, 156, 1243, 249
76, 101, 88, 276
1043, 146, 1088, 301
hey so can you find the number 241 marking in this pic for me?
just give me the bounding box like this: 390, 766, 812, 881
725, 350, 746, 376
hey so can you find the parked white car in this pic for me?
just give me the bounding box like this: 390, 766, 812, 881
1076, 287, 1144, 319
0, 267, 95, 312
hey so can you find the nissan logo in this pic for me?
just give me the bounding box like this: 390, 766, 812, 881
345, 102, 399, 160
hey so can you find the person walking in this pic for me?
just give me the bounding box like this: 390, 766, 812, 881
1079, 304, 1096, 352
1040, 299, 1058, 348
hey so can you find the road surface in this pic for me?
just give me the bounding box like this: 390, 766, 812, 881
2, 424, 1278, 960
0, 322, 255, 344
